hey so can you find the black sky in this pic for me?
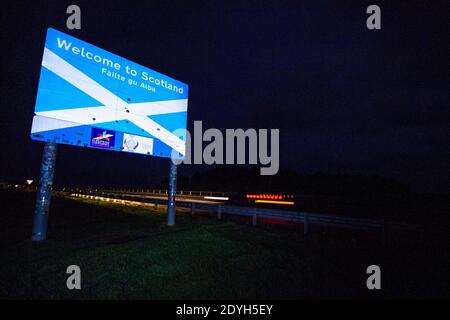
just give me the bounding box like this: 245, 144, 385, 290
0, 0, 449, 192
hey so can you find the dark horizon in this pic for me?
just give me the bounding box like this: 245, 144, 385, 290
1, 1, 449, 194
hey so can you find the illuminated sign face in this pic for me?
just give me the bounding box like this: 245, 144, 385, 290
31, 28, 188, 159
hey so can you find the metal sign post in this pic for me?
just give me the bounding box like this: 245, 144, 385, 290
167, 161, 177, 226
31, 142, 58, 241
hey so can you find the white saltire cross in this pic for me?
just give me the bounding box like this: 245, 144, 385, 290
35, 48, 187, 155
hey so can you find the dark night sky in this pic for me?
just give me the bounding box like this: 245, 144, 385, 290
0, 1, 449, 192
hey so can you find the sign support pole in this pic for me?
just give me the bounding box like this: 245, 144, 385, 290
31, 142, 58, 241
167, 160, 177, 226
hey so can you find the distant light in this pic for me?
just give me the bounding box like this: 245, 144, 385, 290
204, 196, 229, 201
246, 194, 294, 201
254, 200, 295, 205
26, 180, 33, 185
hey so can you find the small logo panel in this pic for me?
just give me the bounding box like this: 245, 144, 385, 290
90, 128, 115, 149
122, 133, 153, 155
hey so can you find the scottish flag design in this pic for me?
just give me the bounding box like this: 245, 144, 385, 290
31, 28, 188, 159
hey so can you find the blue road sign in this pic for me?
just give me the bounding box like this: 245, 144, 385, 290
31, 28, 188, 159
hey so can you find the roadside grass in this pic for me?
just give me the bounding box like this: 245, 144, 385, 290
0, 190, 449, 299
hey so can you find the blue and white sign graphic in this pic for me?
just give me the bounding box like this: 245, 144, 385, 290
31, 28, 188, 159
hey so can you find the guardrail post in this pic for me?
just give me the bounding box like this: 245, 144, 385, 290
191, 203, 196, 215
31, 142, 58, 241
252, 208, 257, 225
167, 161, 177, 226
304, 212, 309, 235
217, 205, 222, 220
